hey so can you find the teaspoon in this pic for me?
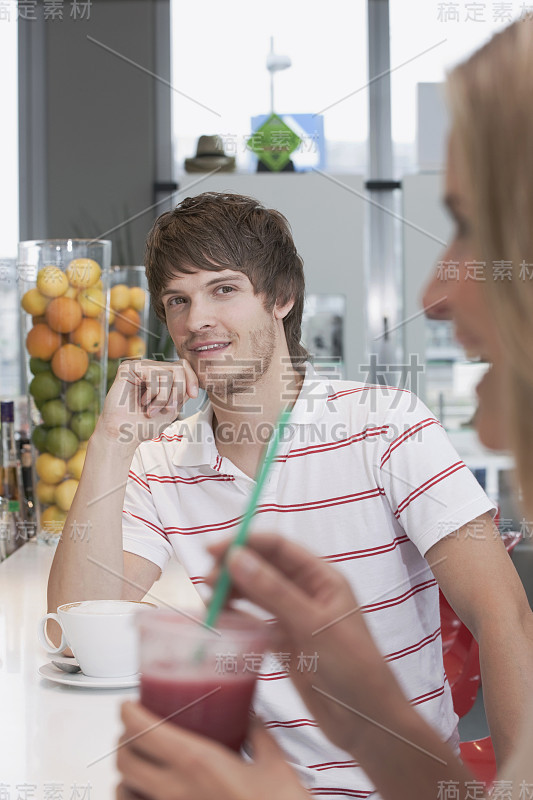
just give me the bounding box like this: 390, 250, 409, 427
51, 660, 82, 674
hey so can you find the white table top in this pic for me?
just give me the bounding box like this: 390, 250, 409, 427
0, 539, 204, 799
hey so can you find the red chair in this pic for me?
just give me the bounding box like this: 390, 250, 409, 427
440, 590, 480, 716
459, 736, 497, 787
443, 624, 480, 718
501, 530, 522, 554
456, 535, 519, 786
440, 531, 522, 717
440, 592, 463, 655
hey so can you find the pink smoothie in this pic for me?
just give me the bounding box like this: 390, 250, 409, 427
141, 672, 258, 751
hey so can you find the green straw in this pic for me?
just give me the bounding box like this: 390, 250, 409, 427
204, 406, 293, 629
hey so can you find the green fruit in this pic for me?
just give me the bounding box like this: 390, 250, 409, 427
87, 395, 101, 413
29, 371, 62, 403
107, 359, 119, 381
31, 424, 49, 453
70, 411, 96, 440
65, 380, 95, 412
84, 361, 102, 386
41, 399, 71, 427
45, 427, 79, 459
30, 357, 51, 375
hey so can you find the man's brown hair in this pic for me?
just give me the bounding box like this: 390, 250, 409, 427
145, 192, 308, 367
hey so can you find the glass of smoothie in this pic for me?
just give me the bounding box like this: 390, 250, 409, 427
137, 609, 269, 752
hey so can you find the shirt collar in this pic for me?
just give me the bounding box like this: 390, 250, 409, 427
289, 362, 329, 425
169, 362, 329, 468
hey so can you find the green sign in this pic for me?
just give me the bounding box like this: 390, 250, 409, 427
247, 113, 301, 172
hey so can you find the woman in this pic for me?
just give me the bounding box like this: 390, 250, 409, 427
116, 17, 533, 800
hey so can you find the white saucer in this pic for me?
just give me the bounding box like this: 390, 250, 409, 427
39, 662, 140, 689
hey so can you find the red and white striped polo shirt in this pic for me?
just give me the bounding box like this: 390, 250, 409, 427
123, 364, 495, 799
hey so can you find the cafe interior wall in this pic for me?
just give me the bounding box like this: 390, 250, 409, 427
19, 0, 163, 265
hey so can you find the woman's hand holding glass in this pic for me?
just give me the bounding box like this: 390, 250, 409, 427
207, 533, 409, 757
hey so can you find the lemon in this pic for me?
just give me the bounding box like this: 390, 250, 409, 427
67, 449, 86, 480
36, 480, 57, 505
66, 258, 101, 289
40, 504, 68, 534
78, 440, 89, 451
21, 288, 49, 316
129, 286, 146, 311
110, 284, 130, 311
36, 453, 67, 484
36, 266, 68, 298
78, 287, 105, 318
55, 478, 79, 511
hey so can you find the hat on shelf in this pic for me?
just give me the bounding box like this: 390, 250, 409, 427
184, 135, 236, 172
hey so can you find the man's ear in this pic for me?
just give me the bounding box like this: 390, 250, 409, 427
273, 297, 295, 320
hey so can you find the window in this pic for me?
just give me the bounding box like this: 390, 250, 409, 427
170, 0, 368, 174
389, 0, 514, 175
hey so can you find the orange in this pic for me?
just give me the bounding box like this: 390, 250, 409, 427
126, 335, 146, 359
36, 266, 69, 298
66, 258, 101, 289
51, 343, 89, 382
108, 307, 116, 325
71, 318, 104, 353
78, 287, 105, 318
114, 308, 140, 336
21, 288, 49, 316
129, 286, 146, 311
110, 284, 130, 312
26, 324, 62, 361
108, 330, 128, 359
45, 297, 83, 334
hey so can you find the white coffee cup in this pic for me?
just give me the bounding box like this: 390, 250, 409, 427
38, 599, 156, 678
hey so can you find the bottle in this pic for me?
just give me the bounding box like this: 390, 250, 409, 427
19, 440, 36, 539
0, 401, 24, 555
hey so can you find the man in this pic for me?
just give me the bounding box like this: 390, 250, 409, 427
49, 192, 533, 799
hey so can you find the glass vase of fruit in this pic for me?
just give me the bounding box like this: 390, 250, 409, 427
17, 240, 111, 544
106, 266, 149, 390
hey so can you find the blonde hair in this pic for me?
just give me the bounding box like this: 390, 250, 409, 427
447, 18, 533, 516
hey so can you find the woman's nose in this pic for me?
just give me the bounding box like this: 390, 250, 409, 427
421, 264, 453, 320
